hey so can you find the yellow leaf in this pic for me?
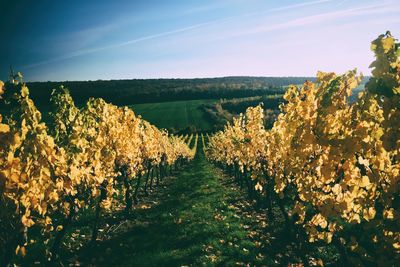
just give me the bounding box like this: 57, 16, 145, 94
359, 176, 370, 187
21, 85, 29, 98
0, 80, 4, 98
311, 214, 328, 229
15, 245, 26, 257
20, 246, 26, 257
255, 182, 263, 191
363, 207, 376, 221
21, 215, 35, 227
383, 208, 395, 219
45, 216, 52, 225
0, 123, 10, 133
381, 37, 395, 53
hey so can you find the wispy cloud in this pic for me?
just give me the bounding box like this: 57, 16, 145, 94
22, 22, 213, 69
336, 0, 349, 7
227, 2, 396, 38
270, 0, 333, 12
22, 0, 333, 70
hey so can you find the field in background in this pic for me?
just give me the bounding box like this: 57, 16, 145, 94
131, 99, 216, 132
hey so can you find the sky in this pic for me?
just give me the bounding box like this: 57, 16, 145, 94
0, 0, 399, 81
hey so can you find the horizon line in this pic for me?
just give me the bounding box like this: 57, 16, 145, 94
21, 74, 372, 83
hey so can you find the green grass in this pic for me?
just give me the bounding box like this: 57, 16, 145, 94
68, 145, 277, 266
58, 142, 338, 266
130, 99, 215, 131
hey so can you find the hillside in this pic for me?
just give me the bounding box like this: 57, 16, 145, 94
24, 76, 315, 107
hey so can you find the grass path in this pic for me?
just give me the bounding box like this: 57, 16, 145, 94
70, 145, 277, 266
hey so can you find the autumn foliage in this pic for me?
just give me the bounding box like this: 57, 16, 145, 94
206, 32, 400, 265
0, 78, 194, 263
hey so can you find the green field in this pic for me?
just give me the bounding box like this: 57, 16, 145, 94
131, 99, 215, 131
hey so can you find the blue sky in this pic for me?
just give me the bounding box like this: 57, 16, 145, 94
0, 0, 399, 81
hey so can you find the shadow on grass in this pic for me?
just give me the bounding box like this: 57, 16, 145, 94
66, 153, 238, 266
64, 148, 337, 266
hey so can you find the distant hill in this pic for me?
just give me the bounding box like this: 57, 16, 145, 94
25, 76, 317, 107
